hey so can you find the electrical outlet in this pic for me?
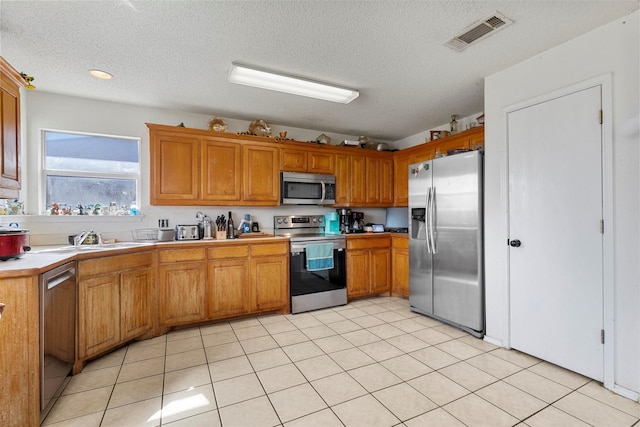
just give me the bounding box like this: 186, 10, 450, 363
159, 219, 169, 228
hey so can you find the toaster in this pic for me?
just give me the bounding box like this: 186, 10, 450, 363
175, 224, 201, 240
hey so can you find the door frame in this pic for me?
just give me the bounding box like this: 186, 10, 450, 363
503, 73, 614, 390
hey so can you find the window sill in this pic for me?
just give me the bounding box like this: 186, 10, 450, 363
0, 214, 146, 224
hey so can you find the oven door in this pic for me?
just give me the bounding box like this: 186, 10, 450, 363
290, 247, 346, 296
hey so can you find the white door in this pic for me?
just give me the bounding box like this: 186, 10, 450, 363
508, 85, 604, 381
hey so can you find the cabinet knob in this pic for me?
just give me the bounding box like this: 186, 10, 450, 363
0, 302, 5, 320
509, 239, 522, 248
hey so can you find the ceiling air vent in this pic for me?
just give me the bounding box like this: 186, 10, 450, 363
445, 12, 513, 52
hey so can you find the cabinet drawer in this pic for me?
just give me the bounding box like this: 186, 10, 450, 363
391, 235, 408, 249
250, 242, 288, 257
208, 245, 250, 259
78, 251, 153, 278
347, 236, 390, 250
158, 248, 206, 263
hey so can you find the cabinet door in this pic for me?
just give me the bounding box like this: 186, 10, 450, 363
159, 262, 207, 326
208, 259, 250, 318
365, 157, 380, 205
334, 154, 350, 205
120, 268, 154, 341
350, 154, 367, 206
346, 250, 370, 298
391, 238, 409, 297
280, 148, 308, 172
251, 255, 288, 312
202, 139, 241, 202
0, 77, 21, 198
150, 132, 200, 204
393, 155, 410, 207
0, 277, 39, 427
370, 249, 391, 295
379, 157, 394, 206
308, 151, 335, 174
433, 135, 470, 156
243, 145, 279, 204
79, 274, 121, 359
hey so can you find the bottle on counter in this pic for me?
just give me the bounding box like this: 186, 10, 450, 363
226, 211, 235, 239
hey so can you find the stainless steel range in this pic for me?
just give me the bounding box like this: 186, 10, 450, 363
274, 215, 347, 313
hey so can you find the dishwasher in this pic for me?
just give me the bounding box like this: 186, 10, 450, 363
40, 262, 76, 421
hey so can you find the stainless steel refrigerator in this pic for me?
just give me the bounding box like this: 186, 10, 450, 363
408, 151, 484, 337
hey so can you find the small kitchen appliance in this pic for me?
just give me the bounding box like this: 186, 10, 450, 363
324, 212, 340, 235
0, 226, 31, 260
336, 208, 351, 234
175, 224, 201, 240
350, 211, 365, 233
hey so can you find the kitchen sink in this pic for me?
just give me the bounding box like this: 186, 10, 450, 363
33, 241, 153, 254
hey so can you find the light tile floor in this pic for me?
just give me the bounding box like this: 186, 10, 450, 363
43, 296, 640, 427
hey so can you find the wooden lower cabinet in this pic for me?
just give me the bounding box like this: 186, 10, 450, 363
391, 235, 409, 297
207, 241, 289, 319
252, 255, 288, 312
346, 236, 391, 299
78, 252, 155, 360
0, 276, 39, 427
208, 245, 251, 319
158, 248, 207, 327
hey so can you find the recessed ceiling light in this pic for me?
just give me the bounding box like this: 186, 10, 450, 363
89, 69, 113, 80
228, 63, 359, 104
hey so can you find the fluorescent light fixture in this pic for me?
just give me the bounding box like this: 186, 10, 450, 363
228, 63, 359, 104
89, 69, 113, 80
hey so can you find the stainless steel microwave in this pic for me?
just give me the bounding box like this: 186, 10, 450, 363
280, 172, 336, 205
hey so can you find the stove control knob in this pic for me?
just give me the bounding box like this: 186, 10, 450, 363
312, 217, 317, 223
318, 217, 323, 223
276, 218, 282, 224
283, 218, 289, 223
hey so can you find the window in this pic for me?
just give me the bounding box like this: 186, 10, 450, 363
43, 130, 140, 215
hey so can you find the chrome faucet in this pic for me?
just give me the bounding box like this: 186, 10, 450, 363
74, 230, 93, 246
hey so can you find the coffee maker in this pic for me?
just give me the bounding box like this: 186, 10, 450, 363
350, 211, 365, 233
336, 208, 352, 234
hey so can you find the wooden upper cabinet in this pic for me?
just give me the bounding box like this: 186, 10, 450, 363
0, 57, 24, 199
243, 145, 279, 204
350, 154, 367, 206
280, 148, 308, 172
379, 157, 394, 206
334, 153, 350, 205
393, 154, 411, 207
150, 131, 200, 204
280, 146, 335, 174
147, 124, 280, 206
202, 139, 241, 202
308, 151, 334, 174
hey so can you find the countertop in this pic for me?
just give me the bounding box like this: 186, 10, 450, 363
0, 236, 290, 277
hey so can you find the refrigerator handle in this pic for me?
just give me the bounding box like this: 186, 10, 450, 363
426, 188, 432, 254
430, 186, 436, 253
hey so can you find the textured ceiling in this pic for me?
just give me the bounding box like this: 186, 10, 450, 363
1, 1, 637, 140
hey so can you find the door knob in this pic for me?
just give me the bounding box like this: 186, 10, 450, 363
509, 239, 521, 247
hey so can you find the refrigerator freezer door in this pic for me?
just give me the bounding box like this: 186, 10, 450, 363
431, 151, 484, 332
408, 162, 433, 315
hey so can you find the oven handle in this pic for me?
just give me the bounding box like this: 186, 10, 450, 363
319, 180, 326, 205
290, 243, 345, 253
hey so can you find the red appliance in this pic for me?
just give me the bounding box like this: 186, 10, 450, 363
0, 228, 31, 260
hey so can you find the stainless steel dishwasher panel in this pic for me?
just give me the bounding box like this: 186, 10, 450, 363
40, 261, 76, 421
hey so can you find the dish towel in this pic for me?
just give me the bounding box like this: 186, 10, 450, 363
306, 242, 335, 271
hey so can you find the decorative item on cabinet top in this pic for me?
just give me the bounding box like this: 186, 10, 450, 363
248, 119, 271, 137
208, 117, 228, 132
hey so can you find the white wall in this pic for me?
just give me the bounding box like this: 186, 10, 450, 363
15, 92, 386, 244
484, 11, 639, 395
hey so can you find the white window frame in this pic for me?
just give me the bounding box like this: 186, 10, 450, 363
40, 129, 141, 216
